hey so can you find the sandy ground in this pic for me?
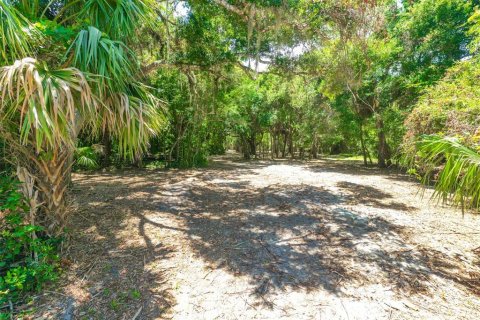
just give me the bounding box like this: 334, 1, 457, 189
31, 155, 480, 319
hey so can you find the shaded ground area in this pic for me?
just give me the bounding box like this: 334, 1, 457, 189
32, 155, 480, 319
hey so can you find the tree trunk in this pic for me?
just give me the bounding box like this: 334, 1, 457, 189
17, 146, 73, 235
288, 129, 294, 159
359, 122, 368, 167
101, 131, 112, 168
311, 134, 318, 159
270, 132, 274, 160
375, 114, 391, 168
282, 132, 287, 158
249, 133, 256, 158
274, 133, 280, 158
241, 135, 250, 160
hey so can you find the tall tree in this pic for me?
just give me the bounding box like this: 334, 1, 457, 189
0, 0, 162, 233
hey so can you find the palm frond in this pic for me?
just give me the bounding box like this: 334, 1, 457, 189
0, 2, 38, 64
76, 155, 98, 169
417, 135, 480, 211
79, 0, 152, 39
13, 0, 40, 18
100, 83, 165, 160
0, 58, 97, 152
68, 26, 137, 91
66, 26, 164, 159
75, 146, 99, 169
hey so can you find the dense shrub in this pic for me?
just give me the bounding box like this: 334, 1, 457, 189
404, 58, 480, 157
0, 174, 59, 312
404, 53, 480, 210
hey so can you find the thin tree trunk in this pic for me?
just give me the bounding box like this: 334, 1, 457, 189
312, 133, 318, 159
288, 128, 294, 159
261, 135, 264, 159
249, 133, 256, 158
359, 122, 368, 167
270, 131, 274, 160
375, 114, 391, 168
275, 133, 280, 158
101, 131, 112, 168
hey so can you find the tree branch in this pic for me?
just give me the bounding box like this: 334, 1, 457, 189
211, 0, 249, 21
142, 60, 230, 75
236, 61, 256, 79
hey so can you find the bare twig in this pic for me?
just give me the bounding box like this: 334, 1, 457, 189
44, 290, 69, 297
8, 300, 13, 319
131, 306, 142, 320
340, 299, 350, 320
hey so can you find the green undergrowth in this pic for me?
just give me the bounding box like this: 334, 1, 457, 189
0, 174, 60, 318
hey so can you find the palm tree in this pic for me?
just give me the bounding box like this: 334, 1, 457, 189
0, 0, 162, 234
0, 58, 97, 230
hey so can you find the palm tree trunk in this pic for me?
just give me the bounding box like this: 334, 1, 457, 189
38, 148, 71, 234
6, 129, 73, 236
17, 146, 72, 235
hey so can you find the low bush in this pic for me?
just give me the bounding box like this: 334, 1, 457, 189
0, 174, 59, 314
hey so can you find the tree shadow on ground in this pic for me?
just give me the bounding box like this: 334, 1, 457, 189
177, 180, 480, 306
306, 159, 413, 182
336, 181, 417, 212
169, 183, 431, 303
42, 185, 177, 319
59, 159, 480, 316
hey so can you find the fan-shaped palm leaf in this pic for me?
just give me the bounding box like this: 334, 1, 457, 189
79, 0, 152, 39
68, 26, 137, 91
67, 26, 164, 158
0, 2, 38, 64
75, 146, 99, 169
417, 135, 480, 212
0, 58, 97, 152
100, 83, 164, 160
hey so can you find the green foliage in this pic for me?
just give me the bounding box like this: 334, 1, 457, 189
69, 26, 137, 90
468, 10, 480, 53
309, 0, 477, 166
79, 0, 153, 40
0, 175, 59, 308
404, 7, 480, 189
150, 69, 228, 167
35, 19, 77, 65
415, 135, 480, 212
0, 2, 37, 64
0, 58, 96, 152
392, 0, 475, 87
74, 146, 101, 170
404, 58, 480, 157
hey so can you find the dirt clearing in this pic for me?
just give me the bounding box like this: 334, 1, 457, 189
32, 156, 480, 319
